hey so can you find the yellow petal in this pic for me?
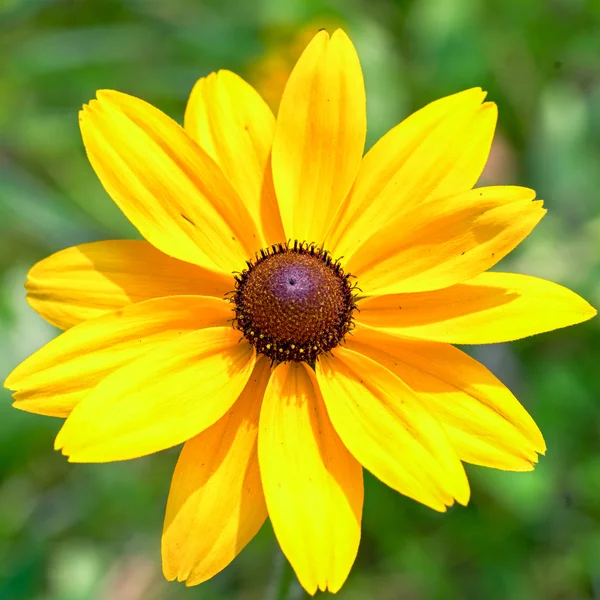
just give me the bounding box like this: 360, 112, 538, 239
259, 362, 362, 594
347, 186, 545, 296
80, 90, 263, 271
5, 296, 233, 418
25, 240, 232, 330
184, 71, 284, 245
357, 271, 597, 343
328, 89, 496, 258
162, 357, 270, 586
316, 347, 469, 511
346, 326, 545, 471
272, 29, 366, 243
54, 328, 255, 462
183, 76, 218, 161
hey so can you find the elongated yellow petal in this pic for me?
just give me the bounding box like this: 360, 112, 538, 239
25, 240, 232, 330
316, 347, 469, 511
259, 362, 362, 595
80, 90, 263, 271
183, 76, 218, 161
272, 29, 366, 243
162, 357, 270, 586
54, 328, 255, 462
346, 327, 545, 471
5, 296, 233, 418
347, 186, 545, 296
357, 271, 597, 343
184, 71, 284, 245
327, 89, 495, 258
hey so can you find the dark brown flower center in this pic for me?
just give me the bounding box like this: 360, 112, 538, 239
232, 241, 357, 363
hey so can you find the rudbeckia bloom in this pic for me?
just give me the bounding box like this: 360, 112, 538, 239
5, 29, 596, 594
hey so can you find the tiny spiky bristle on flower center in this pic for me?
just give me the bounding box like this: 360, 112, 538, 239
232, 241, 357, 363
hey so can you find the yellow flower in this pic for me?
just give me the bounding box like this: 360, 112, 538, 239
4, 29, 596, 594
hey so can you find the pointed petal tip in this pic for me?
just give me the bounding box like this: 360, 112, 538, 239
302, 580, 318, 596
162, 562, 191, 585
4, 372, 16, 390
62, 448, 107, 464
182, 569, 216, 587
511, 460, 536, 472
570, 296, 597, 324
85, 98, 101, 113
4, 358, 38, 390
95, 89, 122, 103
479, 101, 498, 125
159, 542, 181, 583
54, 428, 66, 452
456, 482, 471, 507
331, 27, 349, 40
538, 445, 547, 457
526, 425, 546, 456
462, 86, 487, 103
11, 400, 26, 414
326, 580, 345, 595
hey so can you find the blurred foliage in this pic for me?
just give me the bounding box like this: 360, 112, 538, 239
1, 0, 600, 599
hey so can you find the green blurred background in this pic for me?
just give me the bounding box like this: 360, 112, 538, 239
1, 0, 599, 598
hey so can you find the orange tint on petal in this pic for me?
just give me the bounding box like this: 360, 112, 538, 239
259, 361, 362, 594
347, 186, 545, 295
162, 357, 270, 586
184, 71, 284, 245
346, 326, 545, 471
316, 347, 469, 511
25, 240, 231, 330
357, 271, 597, 343
328, 89, 495, 258
80, 90, 262, 271
6, 296, 233, 418
54, 328, 255, 462
272, 29, 366, 243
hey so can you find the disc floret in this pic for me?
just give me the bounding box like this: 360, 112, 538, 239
232, 241, 357, 363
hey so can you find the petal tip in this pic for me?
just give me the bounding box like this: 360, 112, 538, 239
538, 445, 547, 457
310, 28, 330, 45
300, 579, 318, 596
4, 372, 17, 390
95, 89, 120, 102
456, 483, 471, 507
331, 27, 349, 41
11, 400, 24, 413
480, 101, 498, 123
54, 429, 66, 452
462, 86, 487, 104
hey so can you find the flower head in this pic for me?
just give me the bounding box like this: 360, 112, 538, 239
4, 29, 596, 595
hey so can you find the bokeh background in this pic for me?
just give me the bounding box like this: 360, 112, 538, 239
1, 0, 600, 598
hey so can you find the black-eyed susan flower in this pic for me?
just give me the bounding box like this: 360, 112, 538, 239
5, 29, 596, 595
